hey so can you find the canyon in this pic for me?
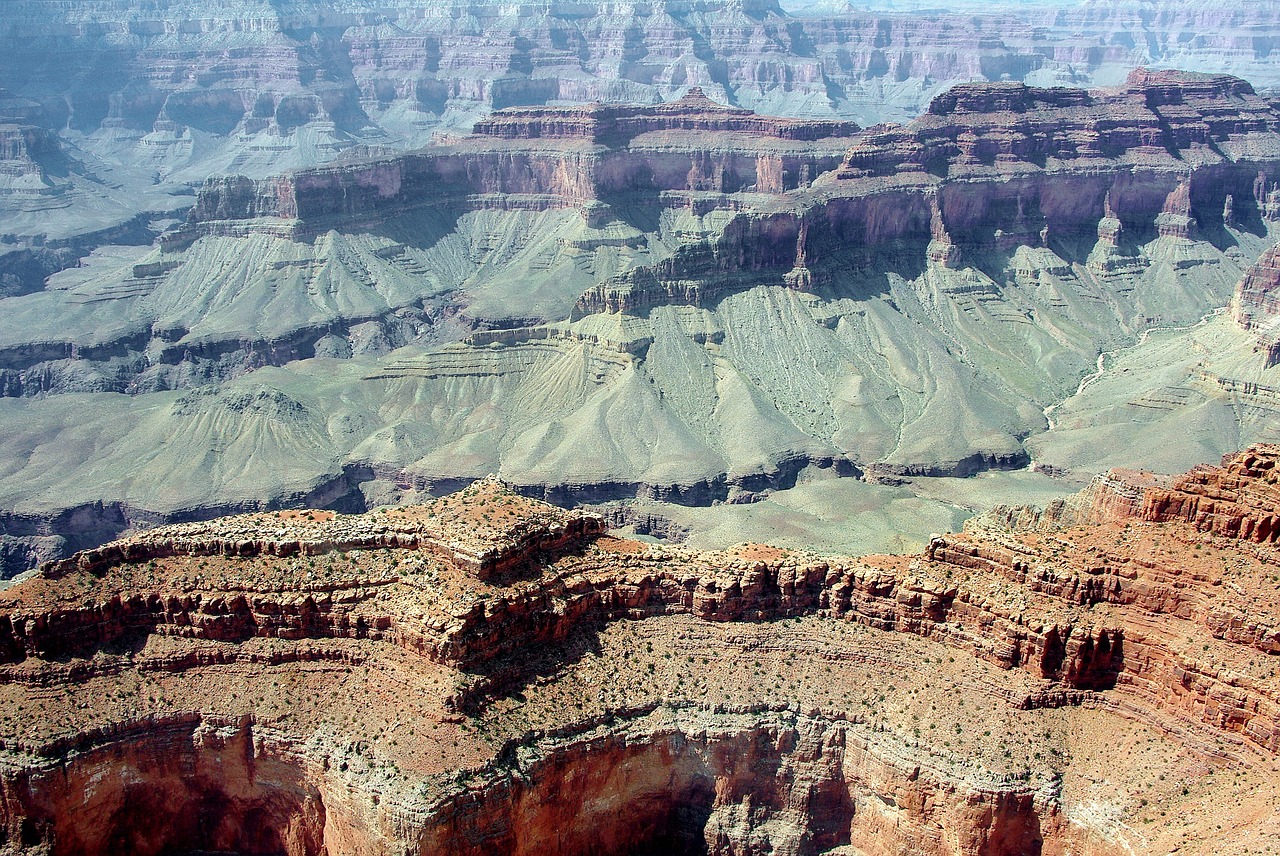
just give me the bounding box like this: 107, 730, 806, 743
4, 3, 1280, 851
3, 66, 1280, 575
2, 0, 1280, 574
5, 0, 1280, 303
0, 447, 1278, 854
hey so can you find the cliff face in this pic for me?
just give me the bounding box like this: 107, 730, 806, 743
4, 0, 1279, 162
5, 0, 1280, 339
177, 88, 859, 241
183, 69, 1280, 300
3, 71, 1279, 575
581, 69, 1280, 313
0, 449, 1278, 854
0, 705, 1080, 856
844, 71, 1280, 181
0, 125, 63, 181
470, 88, 861, 143
1071, 445, 1280, 543
1234, 242, 1280, 366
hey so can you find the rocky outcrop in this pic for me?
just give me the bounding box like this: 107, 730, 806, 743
1072, 445, 1280, 542
0, 451, 1277, 854
1234, 242, 1280, 366
0, 125, 63, 182
982, 445, 1280, 543
37, 476, 605, 584
5, 0, 1280, 163
839, 70, 1280, 182
0, 702, 1082, 856
191, 69, 1280, 259
0, 89, 68, 189
578, 69, 1280, 313
471, 87, 860, 143
412, 703, 1064, 856
173, 89, 859, 245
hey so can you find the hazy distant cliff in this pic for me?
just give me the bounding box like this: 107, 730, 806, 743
3, 0, 1280, 188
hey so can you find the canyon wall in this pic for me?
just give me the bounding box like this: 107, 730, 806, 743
176, 88, 859, 241
5, 0, 1280, 373
3, 71, 1279, 575
0, 449, 1278, 853
3, 0, 1279, 168
1234, 241, 1280, 366
582, 69, 1280, 312
183, 69, 1280, 303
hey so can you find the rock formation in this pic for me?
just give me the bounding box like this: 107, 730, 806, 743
161, 68, 1280, 327
1066, 446, 1280, 542
172, 88, 860, 244
572, 69, 1280, 313
1234, 241, 1280, 366
5, 0, 1280, 299
180, 69, 1280, 275
0, 447, 1277, 854
2, 70, 1280, 576
3, 0, 1279, 174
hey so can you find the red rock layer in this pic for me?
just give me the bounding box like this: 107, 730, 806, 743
39, 476, 606, 583
1, 450, 1278, 854
1234, 243, 1280, 366
173, 70, 1280, 314
840, 69, 1280, 181
471, 87, 860, 143
1083, 444, 1280, 542
172, 89, 858, 242
586, 69, 1280, 312
2, 451, 1277, 752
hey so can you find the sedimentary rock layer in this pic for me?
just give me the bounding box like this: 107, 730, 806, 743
0, 448, 1277, 853
4, 70, 1280, 576
4, 0, 1279, 169
6, 0, 1280, 355
1235, 241, 1280, 366
175, 87, 859, 242
178, 69, 1280, 316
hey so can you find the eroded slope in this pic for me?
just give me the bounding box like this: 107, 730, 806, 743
4, 72, 1280, 575
0, 449, 1278, 854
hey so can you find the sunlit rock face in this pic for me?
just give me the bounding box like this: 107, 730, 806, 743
2, 70, 1280, 579
1235, 241, 1280, 366
1, 449, 1279, 854
0, 12, 1279, 848
3, 1, 1280, 585
2, 0, 1278, 272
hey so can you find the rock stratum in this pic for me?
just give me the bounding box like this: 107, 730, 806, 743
3, 68, 1280, 576
1, 1, 1280, 575
4, 0, 1280, 292
4, 0, 1279, 183
0, 448, 1279, 854
1234, 240, 1280, 366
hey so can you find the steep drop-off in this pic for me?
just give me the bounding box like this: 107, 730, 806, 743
5, 0, 1280, 295
2, 71, 1280, 575
0, 449, 1278, 854
4, 0, 1279, 185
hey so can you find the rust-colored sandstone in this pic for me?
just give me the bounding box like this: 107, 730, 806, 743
1235, 241, 1280, 367
1, 454, 1279, 855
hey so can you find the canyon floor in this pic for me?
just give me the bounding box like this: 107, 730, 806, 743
0, 448, 1278, 854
